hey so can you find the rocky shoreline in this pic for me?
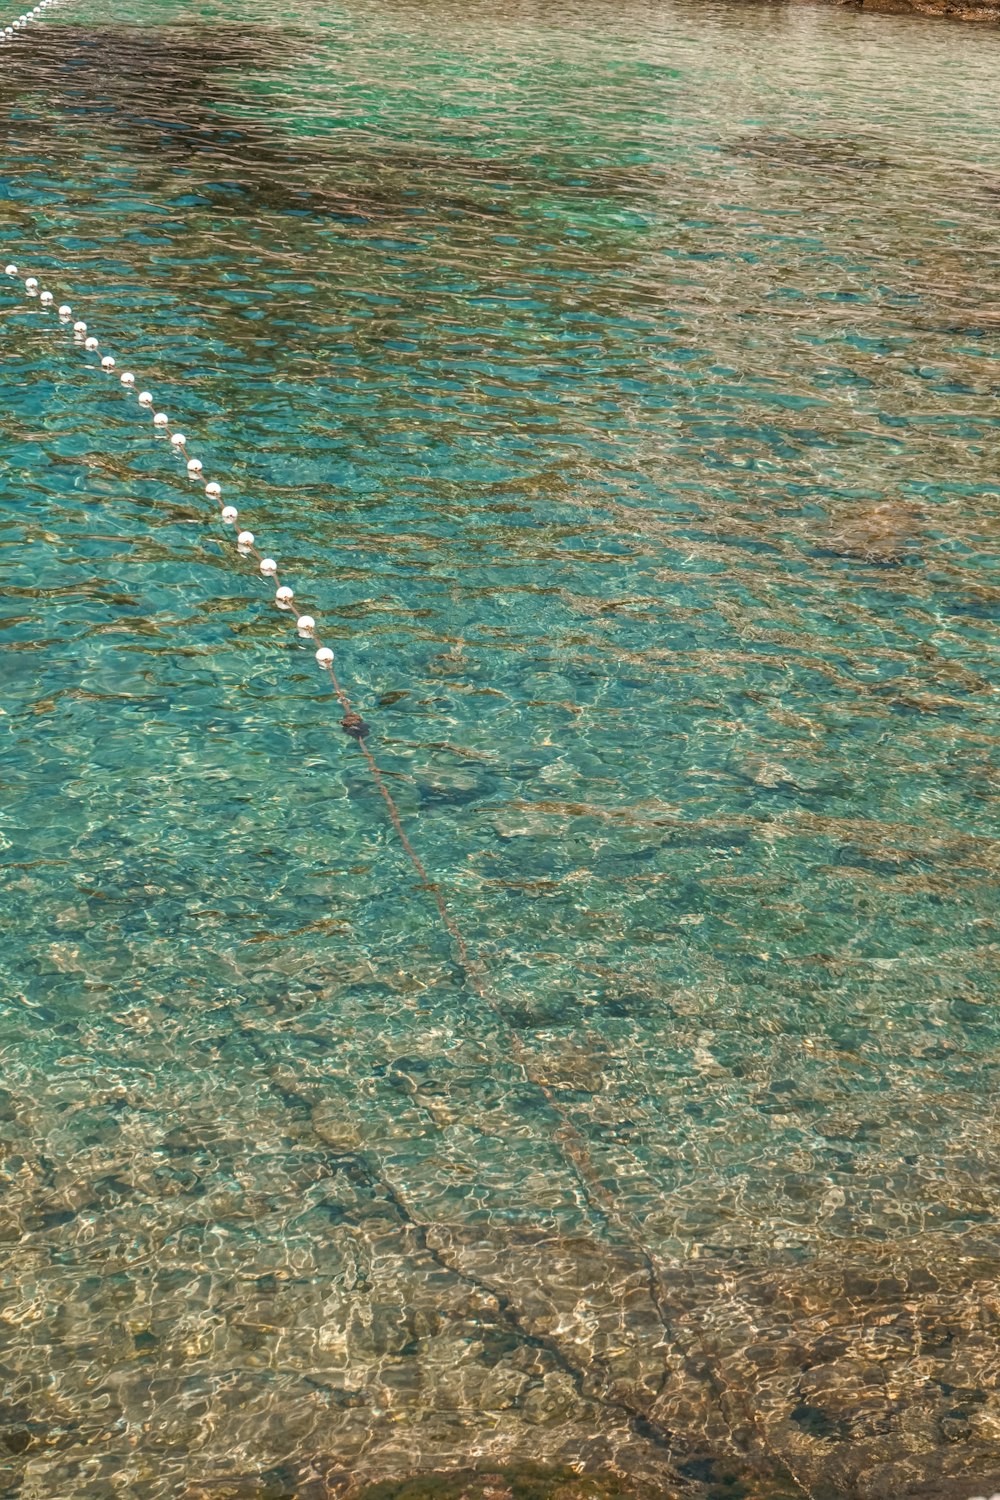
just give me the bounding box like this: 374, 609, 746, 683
837, 0, 999, 22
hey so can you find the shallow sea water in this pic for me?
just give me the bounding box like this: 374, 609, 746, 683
1, 0, 1000, 1495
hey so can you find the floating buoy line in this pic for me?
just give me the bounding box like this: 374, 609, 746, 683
0, 0, 61, 39
3, 265, 473, 933
3, 268, 368, 704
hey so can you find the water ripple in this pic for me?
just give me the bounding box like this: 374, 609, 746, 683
1, 0, 1000, 1495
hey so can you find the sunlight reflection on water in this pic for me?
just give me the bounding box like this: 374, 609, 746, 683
1, 0, 999, 1493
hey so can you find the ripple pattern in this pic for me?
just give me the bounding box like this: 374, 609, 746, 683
1, 0, 1000, 1495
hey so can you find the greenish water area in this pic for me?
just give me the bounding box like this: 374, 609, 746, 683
1, 0, 1000, 1493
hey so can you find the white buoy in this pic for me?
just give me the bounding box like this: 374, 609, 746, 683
187, 458, 203, 474
138, 391, 153, 405
221, 505, 238, 523
170, 432, 186, 446
73, 320, 87, 333
260, 558, 277, 576
120, 372, 135, 386
84, 336, 99, 350
101, 355, 116, 370
275, 585, 294, 608
58, 304, 72, 318
24, 276, 38, 290
39, 290, 53, 305
3, 266, 16, 276
205, 481, 221, 498
153, 411, 168, 426
237, 530, 254, 548
296, 615, 315, 634
315, 647, 334, 667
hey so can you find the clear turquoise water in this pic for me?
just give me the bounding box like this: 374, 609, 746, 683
1, 0, 1000, 1495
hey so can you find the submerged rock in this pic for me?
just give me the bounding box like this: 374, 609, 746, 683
817, 501, 922, 566
355, 1463, 674, 1500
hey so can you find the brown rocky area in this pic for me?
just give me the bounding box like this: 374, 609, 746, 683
838, 0, 999, 21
